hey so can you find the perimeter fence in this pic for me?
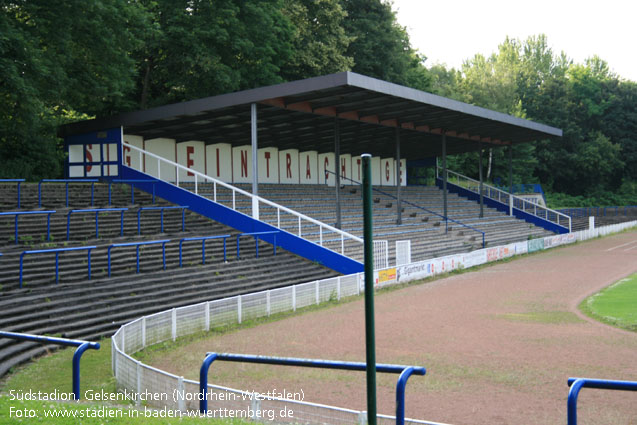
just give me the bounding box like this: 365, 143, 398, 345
111, 220, 636, 425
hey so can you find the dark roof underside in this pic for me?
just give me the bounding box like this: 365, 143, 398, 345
60, 72, 562, 159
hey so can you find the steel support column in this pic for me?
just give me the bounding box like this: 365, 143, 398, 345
442, 134, 448, 233
395, 127, 402, 225
251, 103, 259, 220
478, 143, 484, 218
508, 145, 513, 216
334, 118, 341, 229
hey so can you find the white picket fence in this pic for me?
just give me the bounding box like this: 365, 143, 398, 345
111, 220, 636, 425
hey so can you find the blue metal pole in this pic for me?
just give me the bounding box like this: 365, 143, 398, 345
136, 245, 140, 273
107, 247, 113, 277
395, 367, 421, 425
55, 252, 60, 284
202, 240, 206, 265
255, 236, 259, 258
19, 252, 25, 288
72, 342, 96, 400
223, 238, 227, 262
179, 241, 184, 267
567, 378, 585, 425
160, 209, 164, 233
120, 210, 124, 236
199, 353, 219, 413
162, 242, 167, 270
137, 209, 142, 235
67, 212, 72, 241
87, 249, 92, 280
46, 213, 51, 241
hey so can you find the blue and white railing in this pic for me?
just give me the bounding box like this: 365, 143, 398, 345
438, 167, 571, 233
124, 143, 364, 258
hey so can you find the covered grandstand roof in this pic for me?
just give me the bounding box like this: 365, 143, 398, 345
60, 72, 562, 159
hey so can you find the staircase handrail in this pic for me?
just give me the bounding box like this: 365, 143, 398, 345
438, 166, 571, 232
123, 144, 363, 255
323, 169, 485, 248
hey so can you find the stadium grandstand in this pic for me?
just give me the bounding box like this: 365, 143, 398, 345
1, 71, 566, 377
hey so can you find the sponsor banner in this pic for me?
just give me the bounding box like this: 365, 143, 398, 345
461, 249, 487, 268
486, 247, 500, 262
528, 238, 544, 253
543, 233, 577, 249
375, 268, 397, 287
513, 241, 528, 255
397, 260, 434, 282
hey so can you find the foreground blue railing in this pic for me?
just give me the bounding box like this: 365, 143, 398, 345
0, 210, 55, 244
38, 179, 99, 208
107, 239, 170, 277
137, 206, 188, 235
19, 246, 96, 287
67, 208, 128, 241
199, 353, 425, 425
0, 179, 24, 208
108, 179, 157, 205
178, 235, 230, 267
0, 331, 99, 400
567, 377, 637, 425
236, 231, 279, 259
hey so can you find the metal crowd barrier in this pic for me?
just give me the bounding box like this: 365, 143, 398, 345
19, 245, 96, 287
0, 210, 55, 244
0, 331, 99, 400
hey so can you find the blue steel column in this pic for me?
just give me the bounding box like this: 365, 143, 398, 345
199, 353, 219, 413
251, 103, 259, 220
362, 154, 377, 425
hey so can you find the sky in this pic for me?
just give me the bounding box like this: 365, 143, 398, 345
391, 0, 637, 82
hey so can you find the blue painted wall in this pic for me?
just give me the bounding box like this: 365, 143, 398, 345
436, 178, 568, 234
121, 166, 364, 274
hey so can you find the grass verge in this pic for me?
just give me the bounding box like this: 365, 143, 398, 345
579, 272, 637, 332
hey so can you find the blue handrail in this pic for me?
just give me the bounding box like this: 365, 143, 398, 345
0, 179, 25, 208
0, 331, 100, 400
236, 231, 279, 259
178, 235, 230, 267
107, 239, 170, 277
66, 208, 128, 241
137, 206, 188, 235
108, 179, 157, 205
199, 353, 425, 425
0, 210, 56, 244
19, 245, 96, 288
38, 179, 99, 208
567, 377, 637, 425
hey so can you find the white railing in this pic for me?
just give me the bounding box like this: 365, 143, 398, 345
110, 220, 635, 425
124, 143, 364, 258
111, 273, 448, 425
438, 167, 571, 232
373, 240, 389, 270
396, 240, 412, 266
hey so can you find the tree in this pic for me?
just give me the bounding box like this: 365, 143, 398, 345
339, 0, 431, 90
0, 0, 145, 179
280, 0, 353, 81
134, 0, 294, 109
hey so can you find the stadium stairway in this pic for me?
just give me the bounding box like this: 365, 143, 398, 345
198, 183, 554, 264
0, 182, 339, 377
